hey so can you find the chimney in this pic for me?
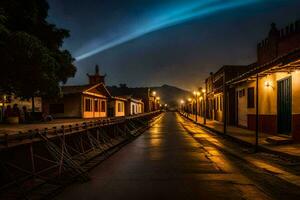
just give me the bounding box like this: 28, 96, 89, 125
87, 64, 106, 85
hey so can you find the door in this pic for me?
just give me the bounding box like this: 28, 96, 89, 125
277, 77, 292, 134
132, 104, 135, 115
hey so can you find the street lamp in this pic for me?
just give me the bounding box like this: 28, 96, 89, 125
180, 100, 185, 112
187, 98, 192, 115
155, 93, 160, 109
201, 89, 207, 125
193, 91, 200, 122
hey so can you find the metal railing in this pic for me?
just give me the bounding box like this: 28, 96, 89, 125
0, 111, 161, 149
0, 111, 162, 200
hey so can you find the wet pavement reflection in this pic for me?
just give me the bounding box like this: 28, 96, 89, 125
57, 112, 271, 200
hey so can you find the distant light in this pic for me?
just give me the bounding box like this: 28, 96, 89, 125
164, 104, 168, 107
152, 91, 156, 96
188, 98, 192, 102
202, 89, 206, 93
180, 100, 185, 104
157, 97, 160, 100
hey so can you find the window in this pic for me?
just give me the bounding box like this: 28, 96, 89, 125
220, 96, 223, 111
215, 97, 219, 110
132, 104, 135, 114
239, 89, 245, 98
94, 99, 99, 112
85, 98, 92, 111
101, 101, 106, 112
117, 102, 124, 112
247, 87, 255, 108
118, 103, 122, 112
49, 104, 64, 114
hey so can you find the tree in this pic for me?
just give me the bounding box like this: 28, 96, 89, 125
0, 0, 76, 112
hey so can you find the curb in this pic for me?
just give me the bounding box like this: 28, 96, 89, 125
179, 112, 300, 162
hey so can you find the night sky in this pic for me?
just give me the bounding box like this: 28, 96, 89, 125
47, 0, 300, 91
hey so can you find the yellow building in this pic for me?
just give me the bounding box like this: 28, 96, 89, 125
229, 51, 300, 139
108, 97, 126, 117
44, 83, 110, 119
44, 65, 111, 119
226, 21, 300, 141
203, 21, 300, 141
127, 97, 144, 115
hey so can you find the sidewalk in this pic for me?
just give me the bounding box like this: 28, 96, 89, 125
180, 112, 300, 161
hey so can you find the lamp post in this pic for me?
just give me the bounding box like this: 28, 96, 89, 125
180, 100, 185, 113
202, 89, 207, 124
0, 96, 3, 123
156, 96, 160, 111
152, 91, 156, 111
193, 91, 200, 122
187, 98, 192, 116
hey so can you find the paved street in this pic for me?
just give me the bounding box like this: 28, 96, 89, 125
57, 112, 282, 200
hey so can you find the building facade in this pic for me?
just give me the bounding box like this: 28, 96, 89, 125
125, 96, 144, 116
203, 21, 300, 141
204, 65, 251, 124
108, 97, 126, 117
229, 21, 300, 140
44, 65, 110, 119
107, 85, 156, 113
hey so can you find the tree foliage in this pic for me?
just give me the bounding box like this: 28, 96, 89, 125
0, 0, 76, 99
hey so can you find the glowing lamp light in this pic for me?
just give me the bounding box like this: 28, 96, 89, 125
202, 89, 206, 93
157, 97, 160, 100
180, 100, 185, 104
188, 98, 192, 102
193, 91, 200, 96
164, 104, 168, 107
265, 81, 271, 87
152, 91, 156, 96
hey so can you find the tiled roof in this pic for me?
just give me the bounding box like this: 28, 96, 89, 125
226, 47, 300, 85
61, 83, 111, 97
61, 85, 91, 94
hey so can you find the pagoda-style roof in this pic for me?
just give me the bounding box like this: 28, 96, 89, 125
61, 83, 111, 97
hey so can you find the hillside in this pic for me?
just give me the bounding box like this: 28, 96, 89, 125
151, 84, 191, 108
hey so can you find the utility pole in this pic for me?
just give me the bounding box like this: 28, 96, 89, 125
223, 72, 227, 135
255, 73, 259, 152
203, 90, 207, 125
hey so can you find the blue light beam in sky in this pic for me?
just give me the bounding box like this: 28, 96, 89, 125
75, 0, 260, 61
